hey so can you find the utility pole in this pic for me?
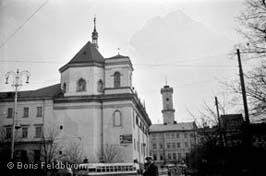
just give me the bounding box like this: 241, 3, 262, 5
236, 49, 250, 125
215, 96, 220, 127
5, 69, 30, 160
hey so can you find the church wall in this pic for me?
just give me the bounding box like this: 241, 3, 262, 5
61, 66, 104, 96
104, 65, 132, 89
53, 102, 102, 162
132, 109, 149, 164
102, 101, 134, 163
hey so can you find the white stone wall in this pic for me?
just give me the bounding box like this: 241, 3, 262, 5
61, 66, 104, 96
105, 58, 133, 89
132, 109, 149, 164
53, 102, 102, 162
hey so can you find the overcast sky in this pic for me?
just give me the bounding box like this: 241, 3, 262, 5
0, 0, 245, 123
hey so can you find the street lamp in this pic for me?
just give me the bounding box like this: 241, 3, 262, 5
5, 69, 30, 160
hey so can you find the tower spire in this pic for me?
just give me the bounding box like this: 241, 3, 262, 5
92, 16, 98, 49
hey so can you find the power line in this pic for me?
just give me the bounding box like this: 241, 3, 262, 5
0, 0, 49, 49
0, 60, 61, 64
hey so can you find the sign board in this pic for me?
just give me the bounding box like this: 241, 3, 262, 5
120, 134, 132, 144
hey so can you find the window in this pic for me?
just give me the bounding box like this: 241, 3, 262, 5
190, 133, 194, 138
23, 107, 29, 117
176, 133, 179, 138
97, 79, 104, 92
63, 83, 66, 93
36, 107, 42, 117
7, 108, 12, 118
153, 154, 157, 161
152, 143, 157, 149
35, 126, 42, 138
5, 127, 11, 139
177, 142, 180, 148
160, 154, 164, 161
77, 78, 86, 92
136, 117, 139, 126
172, 143, 176, 148
60, 125, 63, 130
134, 139, 136, 150
168, 153, 171, 160
173, 153, 177, 160
22, 127, 28, 138
185, 142, 188, 148
151, 133, 156, 139
178, 153, 182, 159
113, 110, 122, 127
167, 143, 170, 149
143, 144, 146, 156
184, 133, 188, 138
133, 115, 135, 128
171, 133, 175, 138
34, 150, 40, 162
159, 143, 163, 149
114, 72, 121, 88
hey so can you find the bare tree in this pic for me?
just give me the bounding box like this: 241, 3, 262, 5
62, 141, 85, 164
98, 144, 122, 163
237, 0, 266, 59
244, 62, 266, 119
41, 126, 62, 164
225, 62, 266, 121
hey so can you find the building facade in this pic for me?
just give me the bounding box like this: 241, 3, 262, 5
149, 84, 197, 168
0, 18, 151, 164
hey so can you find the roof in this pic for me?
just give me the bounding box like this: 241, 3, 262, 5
220, 114, 243, 121
149, 122, 196, 132
0, 83, 61, 101
106, 54, 129, 60
59, 41, 105, 72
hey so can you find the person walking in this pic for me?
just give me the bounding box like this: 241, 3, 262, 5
143, 156, 158, 176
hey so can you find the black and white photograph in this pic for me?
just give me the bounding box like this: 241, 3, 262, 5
0, 0, 266, 175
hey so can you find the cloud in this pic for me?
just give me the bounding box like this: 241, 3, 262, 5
129, 10, 231, 64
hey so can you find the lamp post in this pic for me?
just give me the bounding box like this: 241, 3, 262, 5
5, 69, 30, 160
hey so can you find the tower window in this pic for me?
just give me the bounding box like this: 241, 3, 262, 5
114, 72, 121, 88
77, 78, 86, 92
97, 79, 104, 92
113, 110, 122, 127
166, 98, 169, 101
63, 83, 66, 93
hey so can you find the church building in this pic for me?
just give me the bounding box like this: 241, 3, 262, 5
0, 17, 151, 164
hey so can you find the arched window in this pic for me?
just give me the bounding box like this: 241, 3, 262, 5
114, 72, 121, 88
63, 83, 66, 93
77, 78, 86, 92
97, 79, 104, 92
113, 110, 122, 127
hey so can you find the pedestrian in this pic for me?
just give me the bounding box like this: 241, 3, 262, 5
143, 156, 158, 176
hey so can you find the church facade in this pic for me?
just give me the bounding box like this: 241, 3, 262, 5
0, 18, 151, 164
